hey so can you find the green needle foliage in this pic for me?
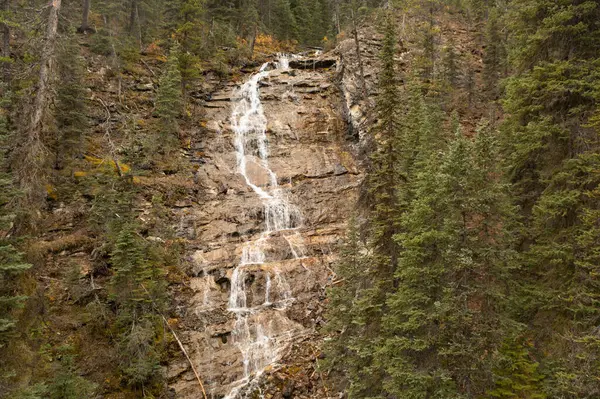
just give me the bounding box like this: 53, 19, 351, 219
488, 338, 545, 399
55, 34, 88, 169
156, 43, 183, 142
0, 109, 30, 352
350, 13, 404, 396
322, 215, 367, 384
110, 221, 167, 389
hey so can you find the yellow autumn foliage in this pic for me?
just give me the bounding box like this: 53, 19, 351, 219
84, 155, 131, 175
46, 184, 58, 200
253, 33, 296, 56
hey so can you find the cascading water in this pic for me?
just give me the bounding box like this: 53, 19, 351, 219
222, 55, 306, 399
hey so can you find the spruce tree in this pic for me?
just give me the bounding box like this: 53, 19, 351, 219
0, 244, 30, 341
45, 345, 98, 399
322, 215, 366, 379
322, 12, 404, 398
167, 0, 204, 91
441, 39, 459, 89
0, 113, 29, 341
487, 338, 545, 399
523, 153, 600, 397
381, 120, 517, 398
270, 0, 298, 41
156, 43, 183, 127
0, 103, 31, 389
344, 13, 403, 397
55, 34, 88, 170
482, 8, 504, 100
110, 221, 166, 389
501, 2, 600, 396
503, 0, 600, 209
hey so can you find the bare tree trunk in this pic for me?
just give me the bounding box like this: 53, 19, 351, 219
78, 0, 91, 33
128, 0, 142, 49
350, 7, 367, 100
20, 0, 61, 203
334, 0, 341, 34
1, 0, 10, 84
128, 0, 137, 34
249, 25, 257, 59
135, 2, 142, 50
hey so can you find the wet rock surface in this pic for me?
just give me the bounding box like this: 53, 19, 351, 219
168, 54, 364, 399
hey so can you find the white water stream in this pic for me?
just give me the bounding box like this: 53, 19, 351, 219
222, 55, 306, 399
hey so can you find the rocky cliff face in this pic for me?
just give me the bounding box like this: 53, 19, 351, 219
167, 53, 364, 398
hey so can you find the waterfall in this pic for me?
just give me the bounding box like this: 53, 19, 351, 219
223, 54, 306, 399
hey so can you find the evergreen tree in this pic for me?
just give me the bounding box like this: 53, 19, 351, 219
329, 12, 405, 398
0, 98, 31, 391
344, 13, 403, 397
501, 2, 600, 396
0, 113, 29, 340
487, 338, 545, 399
292, 0, 327, 45
0, 244, 30, 342
156, 44, 183, 129
482, 8, 505, 99
415, 0, 438, 88
523, 153, 600, 397
167, 0, 204, 91
45, 345, 98, 399
322, 215, 366, 378
110, 221, 166, 389
378, 102, 451, 399
381, 120, 517, 398
503, 0, 600, 210
441, 38, 459, 89
269, 0, 297, 41
55, 34, 88, 170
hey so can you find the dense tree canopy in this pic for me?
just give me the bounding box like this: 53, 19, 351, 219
1, 0, 600, 397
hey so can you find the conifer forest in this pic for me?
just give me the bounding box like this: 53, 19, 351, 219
1, 0, 600, 398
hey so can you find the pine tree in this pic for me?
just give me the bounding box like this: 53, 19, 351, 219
381, 120, 517, 398
487, 338, 545, 399
110, 221, 166, 389
156, 43, 183, 128
501, 2, 600, 396
523, 153, 600, 397
482, 8, 505, 99
55, 34, 88, 170
0, 102, 31, 388
344, 13, 403, 397
322, 215, 366, 378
